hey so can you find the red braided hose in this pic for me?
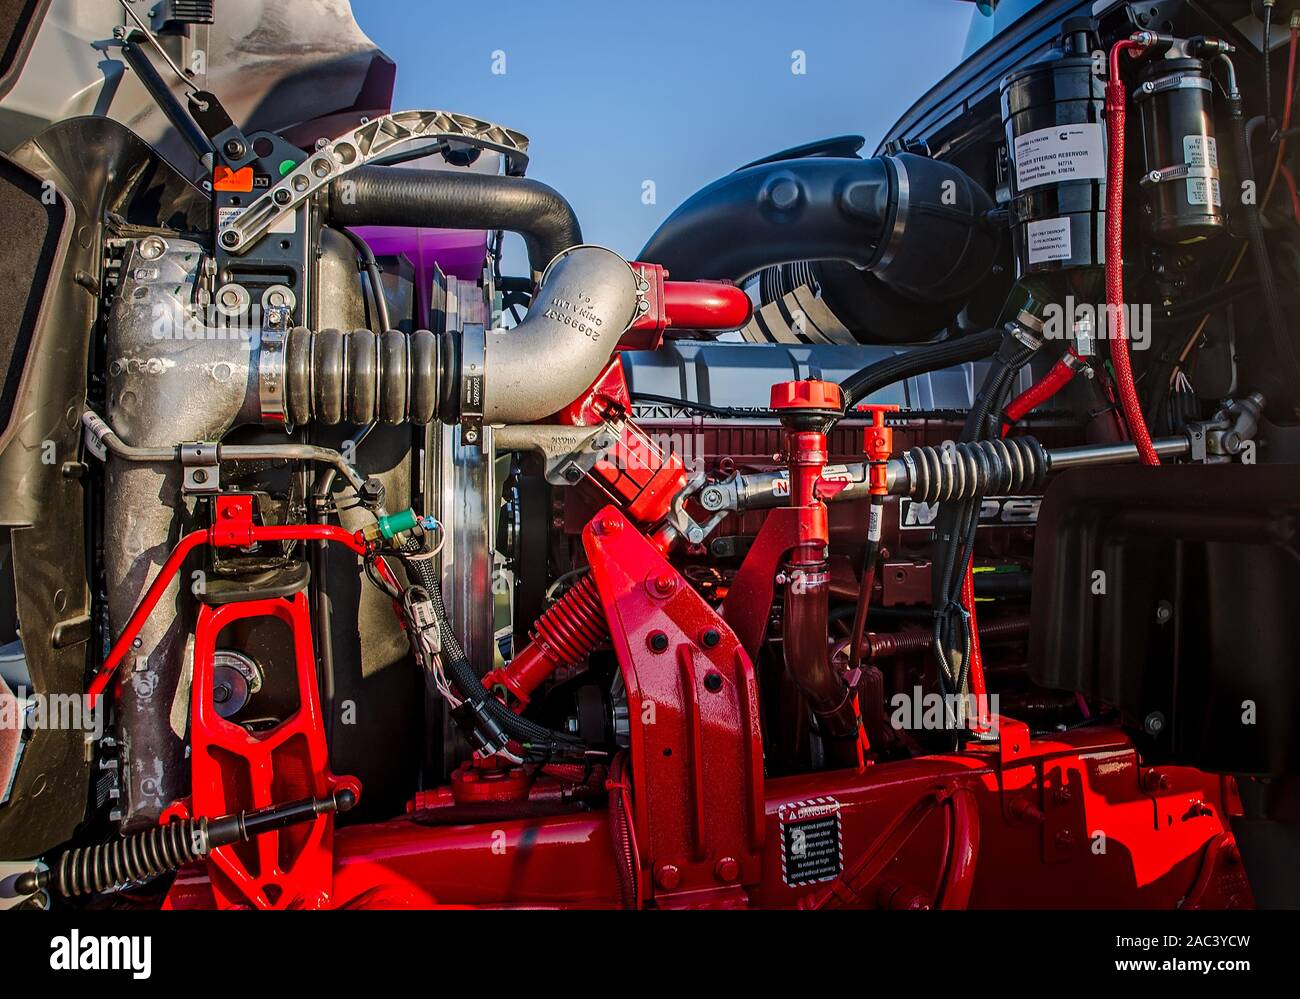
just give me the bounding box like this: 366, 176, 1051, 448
1106, 37, 1160, 465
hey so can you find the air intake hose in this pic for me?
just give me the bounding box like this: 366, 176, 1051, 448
274, 245, 641, 427
328, 165, 582, 277
638, 152, 996, 302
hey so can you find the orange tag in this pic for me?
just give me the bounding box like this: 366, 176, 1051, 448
213, 166, 254, 192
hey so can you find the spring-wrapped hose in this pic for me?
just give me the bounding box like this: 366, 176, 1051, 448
902, 436, 1048, 505
284, 326, 444, 426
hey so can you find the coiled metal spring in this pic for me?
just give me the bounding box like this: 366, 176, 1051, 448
44, 819, 207, 896
902, 436, 1049, 504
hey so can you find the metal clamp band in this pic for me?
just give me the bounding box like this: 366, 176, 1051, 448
458, 323, 486, 447
258, 328, 287, 427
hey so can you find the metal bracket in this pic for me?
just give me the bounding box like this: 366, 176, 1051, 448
494, 423, 616, 484
669, 471, 728, 545
458, 323, 486, 448
218, 110, 531, 254
180, 442, 220, 494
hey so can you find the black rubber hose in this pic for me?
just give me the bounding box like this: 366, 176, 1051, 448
840, 329, 1004, 410
401, 544, 583, 757
1228, 92, 1300, 394
329, 166, 581, 277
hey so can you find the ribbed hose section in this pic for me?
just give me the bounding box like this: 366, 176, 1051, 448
865, 616, 1030, 659
532, 574, 606, 663
903, 437, 1049, 505
284, 326, 442, 426
50, 820, 205, 896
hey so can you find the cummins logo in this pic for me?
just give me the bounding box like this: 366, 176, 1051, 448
49, 931, 151, 980
899, 495, 1041, 530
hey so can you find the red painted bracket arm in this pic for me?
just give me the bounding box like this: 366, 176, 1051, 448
87, 513, 369, 706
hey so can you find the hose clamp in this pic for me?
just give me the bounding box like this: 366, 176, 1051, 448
257, 326, 288, 428
875, 155, 910, 271
458, 323, 486, 448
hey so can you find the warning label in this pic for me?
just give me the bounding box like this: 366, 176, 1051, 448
1026, 217, 1072, 265
1013, 123, 1106, 190
779, 797, 842, 887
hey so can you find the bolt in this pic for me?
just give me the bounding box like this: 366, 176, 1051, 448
220, 230, 240, 248
647, 630, 669, 653
1055, 830, 1076, 850
652, 573, 676, 596
701, 487, 723, 508
1010, 798, 1045, 823
701, 628, 721, 648
714, 857, 739, 882
703, 672, 723, 692
223, 138, 246, 159
1144, 711, 1166, 736
273, 188, 292, 205
655, 864, 681, 891
1155, 600, 1173, 624
191, 469, 208, 484
599, 517, 621, 534
563, 466, 583, 483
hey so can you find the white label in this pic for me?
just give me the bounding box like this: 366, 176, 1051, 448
1182, 134, 1218, 169
1013, 122, 1106, 190
867, 502, 883, 543
218, 205, 296, 235
1182, 135, 1222, 207
1026, 217, 1072, 264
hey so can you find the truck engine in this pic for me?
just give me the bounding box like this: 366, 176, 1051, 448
0, 0, 1296, 913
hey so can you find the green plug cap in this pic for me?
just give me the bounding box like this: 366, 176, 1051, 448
377, 508, 419, 540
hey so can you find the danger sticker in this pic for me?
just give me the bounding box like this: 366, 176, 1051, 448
1013, 123, 1106, 190
779, 797, 842, 887
1026, 217, 1072, 264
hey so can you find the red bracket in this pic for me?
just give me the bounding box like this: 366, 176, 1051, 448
584, 506, 764, 899
191, 592, 360, 909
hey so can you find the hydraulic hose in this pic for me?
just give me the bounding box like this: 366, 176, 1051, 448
1001, 349, 1084, 433
401, 543, 584, 759
1106, 37, 1161, 465
840, 329, 1005, 411
329, 165, 582, 277
1223, 67, 1300, 398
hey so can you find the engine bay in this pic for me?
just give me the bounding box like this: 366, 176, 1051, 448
0, 0, 1297, 912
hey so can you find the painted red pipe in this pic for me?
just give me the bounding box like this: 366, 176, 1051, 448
87, 521, 369, 705
662, 279, 752, 330
1106, 35, 1160, 465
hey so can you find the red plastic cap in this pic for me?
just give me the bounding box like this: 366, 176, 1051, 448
770, 379, 843, 412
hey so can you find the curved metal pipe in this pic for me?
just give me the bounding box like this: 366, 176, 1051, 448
481, 245, 641, 423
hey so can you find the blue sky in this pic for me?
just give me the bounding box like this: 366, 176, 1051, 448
351, 0, 975, 275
